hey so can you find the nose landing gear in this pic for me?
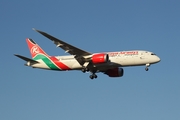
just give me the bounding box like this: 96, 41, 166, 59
145, 63, 150, 71
145, 67, 149, 71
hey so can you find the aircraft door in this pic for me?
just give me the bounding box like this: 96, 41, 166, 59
139, 52, 149, 64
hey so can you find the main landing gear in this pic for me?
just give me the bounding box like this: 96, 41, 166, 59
89, 74, 97, 79
81, 67, 89, 73
145, 63, 150, 71
81, 67, 98, 79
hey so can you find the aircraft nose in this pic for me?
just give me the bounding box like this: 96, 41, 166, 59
156, 56, 161, 62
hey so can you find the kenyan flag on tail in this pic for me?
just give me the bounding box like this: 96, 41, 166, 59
26, 38, 49, 60
26, 38, 70, 70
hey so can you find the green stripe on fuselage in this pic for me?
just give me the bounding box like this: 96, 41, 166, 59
33, 54, 60, 70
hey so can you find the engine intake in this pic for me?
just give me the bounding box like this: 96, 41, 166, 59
92, 53, 109, 64
105, 68, 124, 77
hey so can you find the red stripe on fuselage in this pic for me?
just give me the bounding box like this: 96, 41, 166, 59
50, 56, 71, 70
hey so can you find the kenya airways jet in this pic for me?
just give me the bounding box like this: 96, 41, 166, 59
15, 29, 160, 79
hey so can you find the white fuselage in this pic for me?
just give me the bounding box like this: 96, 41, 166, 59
31, 50, 160, 71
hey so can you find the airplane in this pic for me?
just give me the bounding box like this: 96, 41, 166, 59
15, 29, 161, 79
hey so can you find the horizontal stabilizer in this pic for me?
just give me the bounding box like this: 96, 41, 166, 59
14, 54, 39, 64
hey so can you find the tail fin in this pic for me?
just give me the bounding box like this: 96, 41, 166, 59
26, 38, 49, 60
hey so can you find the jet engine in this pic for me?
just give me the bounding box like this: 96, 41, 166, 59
105, 68, 124, 77
91, 53, 109, 64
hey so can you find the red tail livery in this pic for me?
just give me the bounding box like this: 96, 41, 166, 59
26, 38, 49, 59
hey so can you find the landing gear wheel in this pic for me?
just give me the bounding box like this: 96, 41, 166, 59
93, 74, 97, 78
145, 67, 149, 71
89, 74, 98, 79
81, 68, 86, 73
89, 75, 94, 79
82, 67, 89, 73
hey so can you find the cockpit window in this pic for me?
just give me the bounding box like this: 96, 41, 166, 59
151, 53, 156, 55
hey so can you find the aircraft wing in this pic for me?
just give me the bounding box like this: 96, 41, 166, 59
33, 29, 92, 65
33, 29, 91, 56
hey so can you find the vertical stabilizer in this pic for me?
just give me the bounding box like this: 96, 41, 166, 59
26, 38, 49, 60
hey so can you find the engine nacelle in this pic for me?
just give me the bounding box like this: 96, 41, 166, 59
105, 68, 124, 77
92, 53, 109, 64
